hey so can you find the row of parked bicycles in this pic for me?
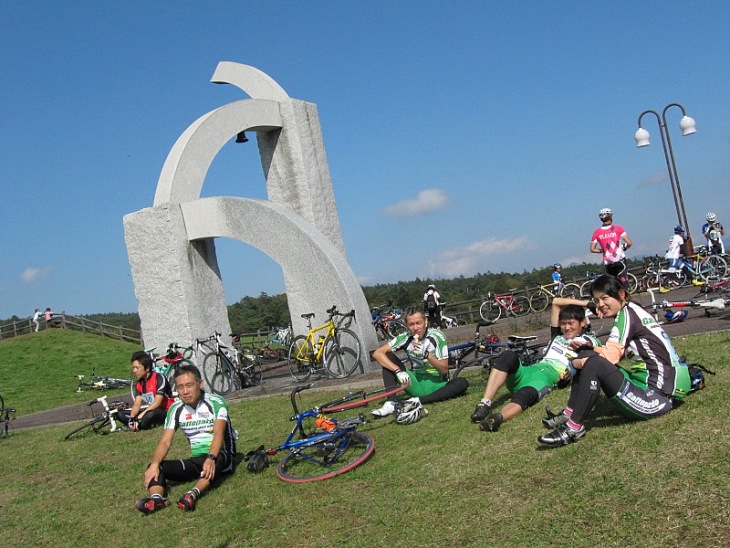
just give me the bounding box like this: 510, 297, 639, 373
636, 249, 728, 293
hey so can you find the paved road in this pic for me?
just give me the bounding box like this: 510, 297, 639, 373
12, 284, 728, 431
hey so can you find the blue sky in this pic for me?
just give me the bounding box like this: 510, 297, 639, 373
2, 1, 729, 318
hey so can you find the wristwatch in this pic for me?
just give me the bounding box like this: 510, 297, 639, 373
207, 453, 217, 460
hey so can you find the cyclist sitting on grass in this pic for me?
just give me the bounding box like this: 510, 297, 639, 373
135, 365, 236, 514
118, 351, 174, 431
538, 275, 691, 447
470, 297, 600, 432
371, 307, 467, 424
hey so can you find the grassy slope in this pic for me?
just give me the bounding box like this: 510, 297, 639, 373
0, 330, 140, 414
0, 330, 728, 547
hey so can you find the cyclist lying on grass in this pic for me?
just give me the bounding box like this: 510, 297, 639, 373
371, 307, 467, 424
118, 351, 174, 431
470, 297, 600, 432
135, 365, 237, 514
538, 274, 691, 447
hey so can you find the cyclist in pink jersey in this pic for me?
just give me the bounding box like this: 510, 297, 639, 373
590, 208, 633, 284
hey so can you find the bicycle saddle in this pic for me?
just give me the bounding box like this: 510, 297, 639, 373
507, 335, 537, 347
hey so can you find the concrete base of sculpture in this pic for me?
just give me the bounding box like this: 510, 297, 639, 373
124, 197, 379, 373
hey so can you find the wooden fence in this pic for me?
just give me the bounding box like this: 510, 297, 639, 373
0, 313, 142, 344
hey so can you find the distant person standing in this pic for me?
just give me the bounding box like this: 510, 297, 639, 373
43, 307, 53, 327
32, 309, 42, 332
423, 284, 442, 328
665, 225, 685, 270
701, 212, 725, 255
551, 264, 564, 293
590, 208, 633, 284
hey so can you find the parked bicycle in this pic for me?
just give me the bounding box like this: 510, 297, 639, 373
269, 325, 293, 349
150, 343, 196, 387
580, 270, 639, 297
288, 305, 363, 382
434, 303, 459, 329
196, 331, 263, 396
64, 395, 127, 440
446, 320, 504, 381
256, 383, 404, 483
528, 282, 581, 313
677, 248, 728, 283
479, 290, 531, 322
371, 303, 407, 340
453, 331, 544, 386
75, 368, 132, 393
0, 394, 16, 439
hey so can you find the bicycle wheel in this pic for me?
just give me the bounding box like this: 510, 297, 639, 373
324, 328, 361, 378
660, 271, 685, 291
204, 354, 233, 395
385, 320, 408, 339
529, 291, 549, 313
625, 273, 639, 294
165, 359, 194, 388
579, 280, 593, 298
560, 283, 581, 299
242, 358, 264, 387
64, 416, 110, 440
510, 295, 531, 317
699, 255, 728, 280
288, 336, 313, 382
479, 300, 501, 322
453, 357, 493, 387
276, 431, 375, 483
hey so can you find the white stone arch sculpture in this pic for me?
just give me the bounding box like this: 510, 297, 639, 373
123, 62, 378, 373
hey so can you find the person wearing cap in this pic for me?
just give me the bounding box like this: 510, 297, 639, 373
701, 212, 725, 255
551, 264, 564, 294
590, 208, 633, 284
422, 284, 442, 328
665, 225, 685, 271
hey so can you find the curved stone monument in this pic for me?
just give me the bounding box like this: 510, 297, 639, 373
123, 62, 378, 375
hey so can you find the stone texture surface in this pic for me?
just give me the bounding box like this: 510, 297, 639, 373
124, 62, 379, 377
123, 204, 231, 351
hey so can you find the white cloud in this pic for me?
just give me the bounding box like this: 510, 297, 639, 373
638, 171, 667, 188
426, 237, 537, 278
21, 267, 49, 283
381, 188, 449, 218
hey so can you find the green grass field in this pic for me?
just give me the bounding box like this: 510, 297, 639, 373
1, 329, 728, 547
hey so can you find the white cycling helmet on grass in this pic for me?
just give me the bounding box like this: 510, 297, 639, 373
395, 398, 428, 425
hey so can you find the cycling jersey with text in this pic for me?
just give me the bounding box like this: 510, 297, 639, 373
165, 392, 236, 467
608, 302, 688, 397
135, 371, 174, 410
592, 224, 628, 265
389, 327, 448, 377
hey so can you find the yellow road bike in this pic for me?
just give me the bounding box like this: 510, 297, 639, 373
528, 282, 581, 313
288, 305, 362, 382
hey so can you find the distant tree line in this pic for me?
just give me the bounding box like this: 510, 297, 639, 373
3, 260, 634, 334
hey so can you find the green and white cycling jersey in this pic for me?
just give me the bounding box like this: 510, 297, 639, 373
389, 327, 449, 377
164, 392, 236, 465
541, 327, 602, 376
609, 301, 690, 398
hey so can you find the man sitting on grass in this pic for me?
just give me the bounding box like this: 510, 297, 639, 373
118, 350, 174, 431
371, 307, 468, 424
135, 365, 236, 514
470, 297, 600, 432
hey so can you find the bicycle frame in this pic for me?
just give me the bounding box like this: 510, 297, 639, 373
297, 319, 336, 363
263, 384, 385, 481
